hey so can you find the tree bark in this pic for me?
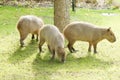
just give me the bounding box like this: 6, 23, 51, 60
54, 0, 70, 32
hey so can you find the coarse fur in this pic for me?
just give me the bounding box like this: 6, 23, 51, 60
63, 21, 116, 53
17, 15, 44, 47
39, 24, 66, 62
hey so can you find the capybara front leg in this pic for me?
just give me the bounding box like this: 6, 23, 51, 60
39, 45, 42, 53
31, 34, 35, 40
20, 33, 28, 47
71, 46, 78, 52
68, 43, 73, 53
93, 43, 97, 53
20, 39, 24, 47
68, 42, 75, 53
36, 34, 38, 41
38, 39, 45, 53
47, 45, 52, 53
68, 41, 75, 53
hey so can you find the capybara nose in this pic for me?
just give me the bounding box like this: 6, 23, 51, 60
111, 39, 116, 43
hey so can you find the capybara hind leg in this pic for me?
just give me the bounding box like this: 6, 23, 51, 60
32, 34, 38, 41
93, 43, 97, 53
38, 39, 45, 53
31, 34, 35, 40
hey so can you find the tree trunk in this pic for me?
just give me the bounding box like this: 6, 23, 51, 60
54, 0, 70, 32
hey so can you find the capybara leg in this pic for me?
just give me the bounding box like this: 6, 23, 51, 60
20, 39, 24, 47
38, 39, 45, 53
20, 33, 28, 47
39, 45, 42, 53
93, 43, 97, 53
51, 49, 55, 60
32, 34, 35, 40
71, 47, 76, 52
36, 34, 38, 41
68, 43, 73, 53
88, 42, 92, 52
67, 41, 75, 53
47, 45, 52, 53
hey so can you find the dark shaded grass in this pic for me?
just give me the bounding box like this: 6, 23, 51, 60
8, 40, 38, 64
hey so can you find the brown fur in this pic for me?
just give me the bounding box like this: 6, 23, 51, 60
63, 21, 116, 53
39, 24, 66, 62
17, 15, 44, 47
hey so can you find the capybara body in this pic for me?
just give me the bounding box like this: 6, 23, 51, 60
63, 21, 116, 53
17, 15, 44, 47
39, 24, 65, 62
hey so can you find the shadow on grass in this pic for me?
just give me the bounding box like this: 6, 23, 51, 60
32, 52, 112, 79
66, 52, 112, 69
8, 40, 38, 64
32, 52, 65, 80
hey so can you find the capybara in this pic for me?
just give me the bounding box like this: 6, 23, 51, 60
63, 21, 116, 53
39, 24, 66, 62
17, 15, 44, 47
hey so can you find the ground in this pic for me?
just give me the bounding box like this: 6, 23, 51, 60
0, 6, 120, 80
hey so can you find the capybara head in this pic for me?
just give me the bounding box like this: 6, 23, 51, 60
57, 47, 66, 63
104, 27, 116, 43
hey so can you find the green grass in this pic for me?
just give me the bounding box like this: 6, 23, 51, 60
0, 6, 120, 80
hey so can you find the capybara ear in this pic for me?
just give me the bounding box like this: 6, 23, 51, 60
107, 27, 111, 31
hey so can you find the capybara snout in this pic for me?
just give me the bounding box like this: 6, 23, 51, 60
57, 47, 66, 62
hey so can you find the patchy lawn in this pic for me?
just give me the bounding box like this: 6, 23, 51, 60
0, 6, 120, 80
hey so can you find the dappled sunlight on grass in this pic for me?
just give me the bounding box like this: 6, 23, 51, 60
32, 51, 112, 80
0, 31, 19, 54
0, 6, 120, 80
0, 33, 38, 80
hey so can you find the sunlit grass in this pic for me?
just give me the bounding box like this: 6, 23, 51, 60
0, 6, 120, 80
